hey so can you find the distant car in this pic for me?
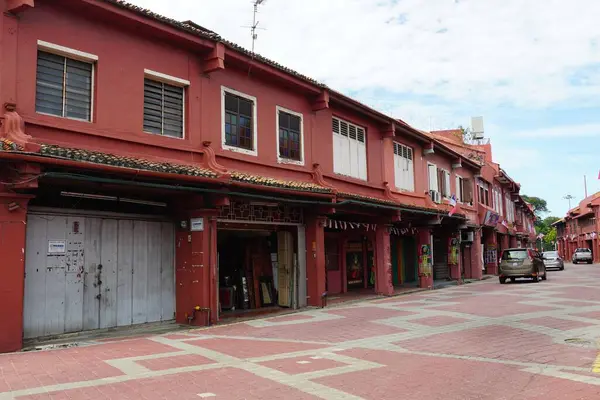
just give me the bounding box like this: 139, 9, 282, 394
499, 248, 547, 284
543, 251, 564, 270
572, 248, 593, 264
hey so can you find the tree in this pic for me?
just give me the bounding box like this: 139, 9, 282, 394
544, 227, 557, 246
521, 195, 549, 216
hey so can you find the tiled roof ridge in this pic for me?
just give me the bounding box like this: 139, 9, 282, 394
38, 143, 219, 178
103, 0, 321, 86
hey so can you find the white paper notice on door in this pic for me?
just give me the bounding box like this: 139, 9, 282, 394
48, 240, 66, 254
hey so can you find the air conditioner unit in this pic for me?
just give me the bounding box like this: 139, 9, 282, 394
461, 231, 474, 243
429, 190, 442, 204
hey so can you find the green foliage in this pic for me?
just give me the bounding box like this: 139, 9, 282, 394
521, 195, 549, 216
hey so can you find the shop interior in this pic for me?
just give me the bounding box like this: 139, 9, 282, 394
217, 227, 296, 317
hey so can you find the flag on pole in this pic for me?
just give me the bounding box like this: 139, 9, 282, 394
501, 219, 508, 228
448, 194, 458, 216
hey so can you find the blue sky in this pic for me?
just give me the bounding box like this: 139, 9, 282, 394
132, 0, 600, 217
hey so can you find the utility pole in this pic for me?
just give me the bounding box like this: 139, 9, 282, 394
564, 194, 574, 210
584, 175, 588, 198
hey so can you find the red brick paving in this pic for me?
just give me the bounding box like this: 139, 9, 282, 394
410, 315, 469, 326
18, 368, 316, 400
315, 349, 600, 400
186, 337, 328, 359
137, 354, 216, 371
523, 317, 596, 331
399, 324, 596, 368
259, 356, 346, 375
3, 265, 600, 399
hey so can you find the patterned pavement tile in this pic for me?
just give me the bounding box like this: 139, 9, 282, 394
258, 356, 347, 375
3, 264, 600, 399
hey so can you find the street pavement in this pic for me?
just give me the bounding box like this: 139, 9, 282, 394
2, 264, 600, 399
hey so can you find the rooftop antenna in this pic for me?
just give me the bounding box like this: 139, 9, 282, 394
249, 0, 266, 55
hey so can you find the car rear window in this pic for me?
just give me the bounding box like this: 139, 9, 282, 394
543, 252, 558, 257
502, 250, 528, 260
576, 248, 591, 253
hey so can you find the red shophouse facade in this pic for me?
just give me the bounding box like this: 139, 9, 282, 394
0, 0, 489, 353
555, 192, 600, 263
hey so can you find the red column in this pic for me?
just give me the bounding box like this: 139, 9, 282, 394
471, 229, 483, 279
306, 216, 326, 307
417, 228, 433, 289
485, 231, 498, 275
375, 225, 393, 296
509, 235, 518, 248
0, 193, 32, 353
174, 209, 218, 326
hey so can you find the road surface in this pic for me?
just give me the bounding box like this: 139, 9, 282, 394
1, 263, 600, 399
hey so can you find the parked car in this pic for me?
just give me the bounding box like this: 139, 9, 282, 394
498, 248, 547, 284
572, 248, 593, 264
542, 251, 564, 270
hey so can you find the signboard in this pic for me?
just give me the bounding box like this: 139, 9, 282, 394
482, 210, 500, 227
48, 240, 66, 254
190, 218, 204, 232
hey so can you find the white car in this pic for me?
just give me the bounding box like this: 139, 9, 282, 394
572, 248, 593, 264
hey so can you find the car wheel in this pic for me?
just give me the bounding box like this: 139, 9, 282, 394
499, 277, 506, 284
510, 277, 516, 282
588, 260, 593, 264
560, 266, 564, 271
541, 271, 547, 281
532, 275, 539, 282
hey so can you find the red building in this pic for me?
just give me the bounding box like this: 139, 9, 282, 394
0, 0, 527, 353
555, 192, 600, 262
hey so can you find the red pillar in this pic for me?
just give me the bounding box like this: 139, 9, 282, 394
485, 231, 498, 275
174, 209, 218, 326
0, 193, 32, 353
306, 216, 326, 307
509, 235, 518, 248
471, 229, 483, 279
417, 228, 433, 289
375, 225, 393, 296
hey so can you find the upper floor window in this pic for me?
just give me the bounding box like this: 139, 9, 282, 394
35, 47, 94, 122
332, 117, 367, 180
455, 175, 474, 204
437, 168, 451, 198
493, 186, 503, 215
276, 107, 303, 164
478, 180, 490, 207
393, 142, 414, 192
222, 87, 257, 156
143, 70, 187, 138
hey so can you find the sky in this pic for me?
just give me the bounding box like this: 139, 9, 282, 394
129, 0, 600, 217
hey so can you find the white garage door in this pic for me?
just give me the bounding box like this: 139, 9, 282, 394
23, 211, 175, 339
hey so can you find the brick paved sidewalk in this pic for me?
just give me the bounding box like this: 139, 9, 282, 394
2, 265, 600, 399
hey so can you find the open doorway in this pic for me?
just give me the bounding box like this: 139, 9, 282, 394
217, 228, 296, 318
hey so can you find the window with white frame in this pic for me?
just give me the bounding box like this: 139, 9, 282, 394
505, 194, 515, 222
493, 186, 503, 215
437, 168, 451, 198
393, 142, 414, 191
455, 176, 474, 204
428, 163, 438, 192
478, 180, 490, 207
35, 42, 96, 121
332, 117, 367, 180
143, 70, 188, 138
222, 87, 258, 156
276, 107, 303, 164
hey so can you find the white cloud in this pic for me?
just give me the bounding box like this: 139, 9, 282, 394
129, 0, 600, 109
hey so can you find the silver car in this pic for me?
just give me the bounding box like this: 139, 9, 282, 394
572, 248, 593, 264
543, 251, 564, 270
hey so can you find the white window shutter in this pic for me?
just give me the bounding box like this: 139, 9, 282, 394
444, 172, 451, 197
428, 164, 437, 191
333, 133, 345, 175
357, 141, 367, 180
455, 176, 461, 202
407, 158, 414, 191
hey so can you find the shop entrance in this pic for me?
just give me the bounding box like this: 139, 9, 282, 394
391, 236, 418, 286
217, 226, 298, 317
346, 240, 376, 291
